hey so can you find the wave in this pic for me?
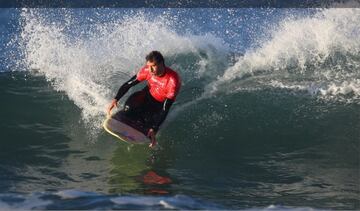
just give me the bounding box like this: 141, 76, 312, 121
207, 7, 360, 104
16, 8, 229, 133
0, 189, 330, 210
13, 7, 360, 137
0, 190, 222, 210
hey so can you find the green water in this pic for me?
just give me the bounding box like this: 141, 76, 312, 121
0, 72, 359, 209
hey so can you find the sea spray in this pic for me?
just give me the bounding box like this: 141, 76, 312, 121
206, 8, 360, 103
17, 8, 229, 136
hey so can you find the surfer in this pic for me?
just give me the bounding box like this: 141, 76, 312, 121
107, 51, 181, 148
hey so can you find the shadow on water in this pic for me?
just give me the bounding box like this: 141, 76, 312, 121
0, 72, 85, 193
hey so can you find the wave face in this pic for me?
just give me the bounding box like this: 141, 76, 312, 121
13, 8, 360, 132
1, 7, 359, 210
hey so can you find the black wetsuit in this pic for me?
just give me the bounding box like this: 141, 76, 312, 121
113, 75, 174, 133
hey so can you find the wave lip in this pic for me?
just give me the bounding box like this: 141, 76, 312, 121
207, 8, 360, 104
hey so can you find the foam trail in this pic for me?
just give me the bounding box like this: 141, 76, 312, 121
205, 7, 360, 103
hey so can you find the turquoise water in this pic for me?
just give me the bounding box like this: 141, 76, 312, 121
0, 7, 359, 209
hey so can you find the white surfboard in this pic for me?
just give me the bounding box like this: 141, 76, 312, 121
103, 117, 150, 144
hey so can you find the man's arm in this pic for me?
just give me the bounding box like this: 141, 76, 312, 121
147, 98, 174, 148
114, 75, 140, 101
107, 75, 140, 116
151, 98, 174, 132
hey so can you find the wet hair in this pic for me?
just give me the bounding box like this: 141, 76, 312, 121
146, 51, 165, 65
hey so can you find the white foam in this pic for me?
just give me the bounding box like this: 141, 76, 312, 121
267, 78, 360, 103
55, 189, 100, 199
159, 200, 176, 209
110, 196, 159, 206
18, 9, 229, 136
206, 8, 360, 103
320, 80, 360, 95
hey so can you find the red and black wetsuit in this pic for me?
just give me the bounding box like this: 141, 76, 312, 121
113, 65, 181, 132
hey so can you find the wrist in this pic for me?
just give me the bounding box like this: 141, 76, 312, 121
150, 128, 158, 135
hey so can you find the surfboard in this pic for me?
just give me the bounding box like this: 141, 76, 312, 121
103, 111, 151, 144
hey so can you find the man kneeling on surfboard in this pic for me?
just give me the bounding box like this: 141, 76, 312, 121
107, 51, 181, 148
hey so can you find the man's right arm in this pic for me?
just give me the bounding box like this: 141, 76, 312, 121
114, 75, 140, 101
107, 75, 140, 116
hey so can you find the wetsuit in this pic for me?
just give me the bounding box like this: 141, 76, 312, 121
113, 65, 181, 133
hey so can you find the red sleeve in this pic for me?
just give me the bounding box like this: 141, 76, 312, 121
166, 73, 181, 100
136, 66, 149, 81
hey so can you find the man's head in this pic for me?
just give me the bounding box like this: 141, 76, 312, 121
146, 51, 165, 76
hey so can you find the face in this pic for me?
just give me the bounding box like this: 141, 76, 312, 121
147, 61, 165, 76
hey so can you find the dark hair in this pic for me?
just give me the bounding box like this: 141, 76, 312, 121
146, 51, 165, 65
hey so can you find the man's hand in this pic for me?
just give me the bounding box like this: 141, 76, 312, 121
107, 99, 118, 117
147, 129, 157, 148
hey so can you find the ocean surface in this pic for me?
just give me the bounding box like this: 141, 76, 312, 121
0, 7, 359, 210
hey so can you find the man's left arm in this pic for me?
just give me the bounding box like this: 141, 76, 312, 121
147, 98, 174, 148
151, 98, 174, 132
